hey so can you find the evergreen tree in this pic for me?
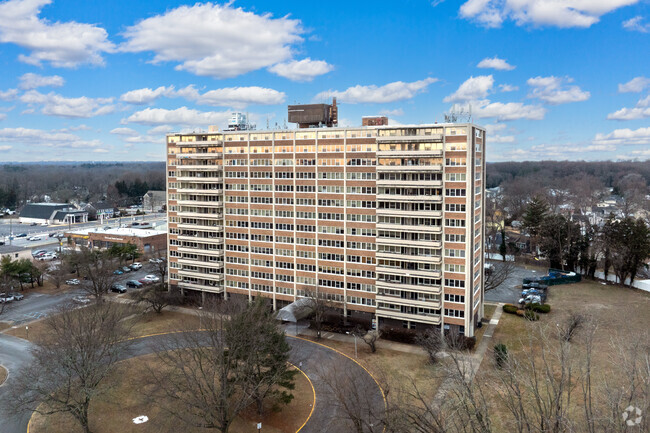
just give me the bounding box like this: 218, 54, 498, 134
522, 195, 549, 238
499, 229, 507, 261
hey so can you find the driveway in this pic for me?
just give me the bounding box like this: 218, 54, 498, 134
0, 331, 385, 433
0, 333, 34, 433
0, 290, 83, 326
485, 262, 544, 304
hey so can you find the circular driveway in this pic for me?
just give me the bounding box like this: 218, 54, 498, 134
0, 331, 385, 433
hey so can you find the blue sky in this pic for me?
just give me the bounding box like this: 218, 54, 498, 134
0, 0, 649, 162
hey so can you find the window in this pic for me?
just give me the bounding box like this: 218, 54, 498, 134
445, 218, 466, 227
445, 294, 465, 303
445, 188, 466, 197
444, 308, 465, 318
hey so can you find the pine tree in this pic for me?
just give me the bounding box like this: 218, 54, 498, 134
522, 195, 549, 238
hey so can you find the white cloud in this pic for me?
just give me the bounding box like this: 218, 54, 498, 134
477, 56, 515, 70
379, 108, 404, 117
148, 125, 175, 135
0, 145, 11, 151
499, 84, 518, 92
0, 127, 102, 148
607, 95, 650, 120
315, 78, 438, 104
120, 86, 174, 105
0, 0, 114, 67
268, 58, 334, 82
110, 127, 139, 136
444, 75, 494, 102
618, 76, 650, 93
124, 135, 161, 144
473, 100, 546, 121
490, 134, 516, 143
120, 85, 285, 108
18, 73, 64, 90
20, 90, 115, 118
623, 16, 650, 33
0, 89, 19, 101
0, 113, 6, 121
527, 76, 590, 105
125, 107, 232, 126
120, 3, 304, 78
183, 86, 285, 108
93, 148, 109, 153
460, 0, 639, 29
593, 127, 650, 146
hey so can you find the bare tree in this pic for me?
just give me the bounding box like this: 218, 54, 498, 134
304, 286, 333, 339
416, 327, 445, 364
356, 327, 380, 354
484, 260, 515, 292
47, 262, 68, 290
130, 283, 181, 314
4, 303, 133, 433
149, 249, 168, 289
78, 248, 119, 300
558, 311, 588, 342
145, 298, 296, 432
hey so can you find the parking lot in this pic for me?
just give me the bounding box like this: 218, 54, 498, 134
484, 262, 543, 304
0, 260, 163, 326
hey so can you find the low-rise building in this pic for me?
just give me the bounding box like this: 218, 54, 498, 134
19, 203, 88, 225
65, 227, 166, 254
0, 245, 32, 261
143, 190, 166, 212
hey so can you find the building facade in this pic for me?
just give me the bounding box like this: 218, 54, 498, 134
166, 124, 486, 336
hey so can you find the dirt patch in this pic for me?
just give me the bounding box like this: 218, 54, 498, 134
0, 365, 7, 386
29, 353, 313, 433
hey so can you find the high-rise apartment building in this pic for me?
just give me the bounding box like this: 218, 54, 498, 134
166, 123, 486, 336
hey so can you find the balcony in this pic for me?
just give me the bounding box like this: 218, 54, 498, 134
375, 309, 441, 325
376, 208, 442, 218
177, 234, 224, 243
376, 150, 443, 158
178, 268, 224, 279
377, 194, 442, 202
176, 175, 223, 182
377, 164, 442, 172
176, 200, 223, 207
376, 294, 441, 310
377, 134, 443, 142
176, 188, 223, 195
376, 251, 442, 264
176, 246, 224, 256
177, 281, 224, 293
377, 223, 442, 233
176, 223, 223, 232
377, 179, 443, 187
376, 238, 442, 249
376, 279, 442, 295
375, 266, 441, 279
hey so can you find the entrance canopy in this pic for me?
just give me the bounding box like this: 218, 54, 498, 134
276, 298, 314, 322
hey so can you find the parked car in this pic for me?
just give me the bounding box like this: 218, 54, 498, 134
121, 266, 132, 273
30, 222, 37, 226
138, 277, 153, 285
113, 269, 124, 275
66, 278, 80, 285
0, 293, 15, 303
72, 295, 91, 304
8, 292, 24, 301
142, 274, 160, 283
16, 233, 27, 238
110, 283, 127, 294
130, 262, 143, 270
32, 249, 47, 257
48, 232, 57, 237
126, 280, 143, 288
27, 235, 41, 241
149, 258, 164, 264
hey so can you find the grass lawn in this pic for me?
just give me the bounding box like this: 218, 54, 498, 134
299, 335, 445, 403
30, 354, 313, 433
4, 307, 201, 341
0, 365, 7, 385
477, 279, 650, 431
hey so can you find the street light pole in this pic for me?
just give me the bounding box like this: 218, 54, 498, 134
346, 331, 358, 358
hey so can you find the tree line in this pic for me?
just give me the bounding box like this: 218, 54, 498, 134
522, 196, 650, 285
0, 162, 164, 210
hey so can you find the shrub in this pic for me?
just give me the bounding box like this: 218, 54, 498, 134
523, 310, 540, 321
382, 327, 418, 344
528, 303, 551, 314
494, 343, 508, 369
503, 304, 518, 314
515, 309, 525, 317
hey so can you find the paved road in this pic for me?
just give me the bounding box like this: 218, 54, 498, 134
0, 214, 167, 247
0, 331, 385, 433
0, 333, 34, 433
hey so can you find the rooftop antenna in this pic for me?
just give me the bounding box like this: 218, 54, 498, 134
266, 116, 269, 129
444, 104, 472, 123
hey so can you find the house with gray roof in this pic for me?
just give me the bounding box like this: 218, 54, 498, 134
19, 203, 88, 225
